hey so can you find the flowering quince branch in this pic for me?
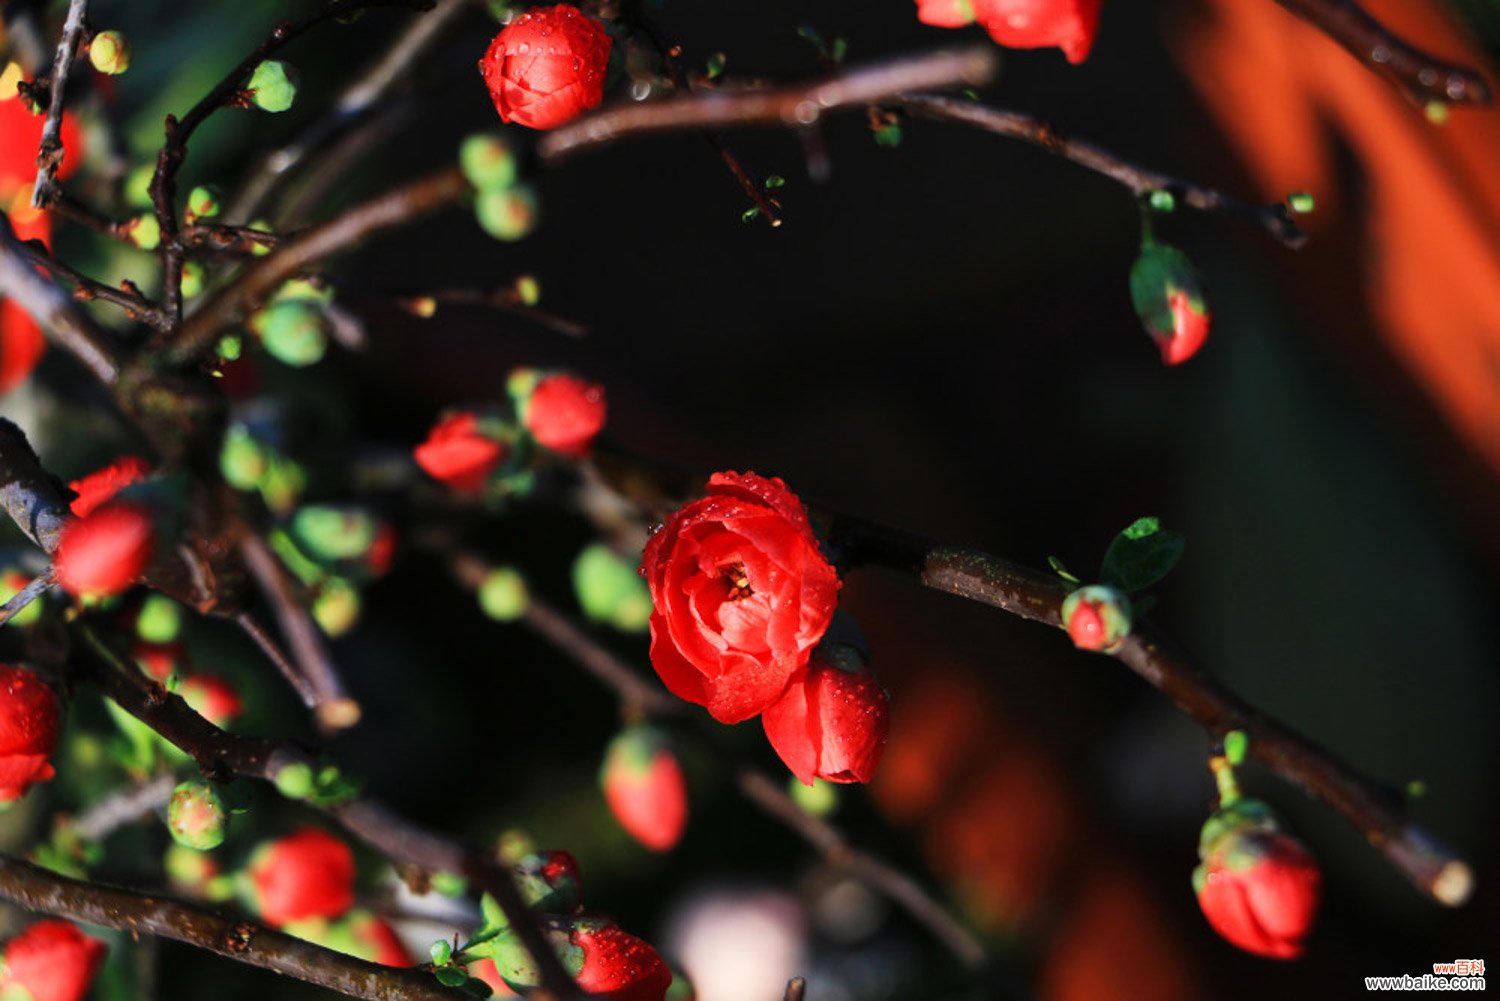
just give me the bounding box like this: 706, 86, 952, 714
29, 0, 88, 208
0, 215, 121, 386
10, 236, 171, 331
0, 853, 466, 1001
537, 46, 1000, 162
889, 94, 1308, 248
1275, 0, 1491, 107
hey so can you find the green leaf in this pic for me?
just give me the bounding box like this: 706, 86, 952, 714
435, 967, 469, 988
873, 124, 902, 148
1046, 555, 1080, 584
741, 207, 760, 223
460, 978, 494, 998
1223, 730, 1249, 767
1099, 517, 1184, 593
830, 37, 848, 63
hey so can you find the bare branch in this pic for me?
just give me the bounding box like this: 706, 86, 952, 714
30, 0, 88, 208
0, 419, 74, 555
69, 772, 178, 842
0, 568, 56, 628
1275, 0, 1490, 106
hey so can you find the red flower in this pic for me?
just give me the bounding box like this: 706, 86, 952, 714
1161, 290, 1212, 366
478, 5, 612, 131
1196, 828, 1321, 959
69, 456, 151, 517
414, 411, 506, 494
0, 96, 82, 193
524, 374, 606, 457
762, 654, 889, 785
178, 673, 243, 727
53, 501, 155, 598
250, 827, 357, 926
641, 472, 840, 724
0, 297, 45, 393
0, 921, 106, 1001
569, 920, 673, 1001
0, 664, 59, 801
601, 725, 688, 852
972, 0, 1102, 64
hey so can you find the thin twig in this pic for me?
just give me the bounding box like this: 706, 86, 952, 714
0, 419, 74, 555
783, 977, 807, 1001
538, 47, 998, 162
1275, 0, 1490, 106
70, 772, 178, 842
0, 853, 465, 1001
167, 165, 467, 366
233, 610, 323, 713
13, 237, 170, 330
239, 534, 361, 732
72, 624, 588, 1001
0, 567, 55, 628
146, 0, 438, 328
398, 287, 589, 339
30, 0, 88, 208
891, 94, 1307, 248
0, 215, 121, 386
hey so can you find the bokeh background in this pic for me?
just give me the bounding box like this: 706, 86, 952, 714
2, 0, 1497, 998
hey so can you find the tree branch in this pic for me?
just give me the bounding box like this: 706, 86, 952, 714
69, 772, 178, 842
0, 853, 465, 1001
538, 47, 999, 162
166, 165, 467, 366
0, 419, 73, 555
891, 94, 1307, 248
30, 0, 88, 208
1275, 0, 1491, 106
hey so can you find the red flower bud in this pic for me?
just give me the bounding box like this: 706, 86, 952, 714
569, 920, 673, 1001
762, 653, 889, 785
1060, 584, 1131, 652
414, 411, 507, 495
131, 640, 184, 681
601, 725, 688, 852
524, 373, 606, 457
642, 472, 840, 724
478, 5, 612, 131
68, 456, 151, 517
346, 912, 413, 967
514, 849, 584, 912
0, 664, 59, 802
54, 501, 155, 598
915, 0, 976, 28
971, 0, 1102, 64
1130, 242, 1211, 366
1193, 801, 1321, 959
250, 827, 356, 926
0, 921, 106, 1001
178, 673, 243, 727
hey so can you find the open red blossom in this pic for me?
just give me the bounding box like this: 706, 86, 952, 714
0, 664, 60, 802
250, 827, 357, 926
602, 725, 688, 852
762, 654, 890, 785
414, 411, 506, 494
1196, 828, 1321, 959
0, 921, 106, 1001
53, 500, 155, 598
642, 472, 840, 724
525, 374, 606, 457
479, 5, 612, 131
69, 455, 151, 517
569, 920, 673, 1001
972, 0, 1102, 64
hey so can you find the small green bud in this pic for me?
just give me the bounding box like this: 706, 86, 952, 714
185, 185, 222, 224
1148, 189, 1176, 213
873, 123, 903, 148
220, 424, 270, 490
1287, 192, 1316, 215
273, 761, 315, 799
251, 300, 328, 368
506, 366, 541, 404
168, 780, 227, 850
136, 593, 182, 643
291, 506, 377, 563
1223, 730, 1250, 767
123, 164, 154, 208
125, 214, 161, 250
272, 276, 333, 304
180, 260, 206, 298
247, 60, 298, 113
247, 220, 274, 257
1425, 101, 1449, 125
312, 578, 361, 638
788, 776, 837, 817
88, 30, 131, 75
572, 543, 651, 633
431, 940, 454, 966
514, 274, 541, 307
460, 133, 519, 192
475, 185, 539, 242
217, 334, 242, 361
163, 843, 219, 889
478, 567, 528, 622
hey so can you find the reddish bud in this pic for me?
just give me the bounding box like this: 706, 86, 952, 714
569, 919, 673, 1001
1193, 800, 1321, 959
413, 411, 507, 495
0, 664, 59, 802
915, 0, 976, 28
1130, 242, 1211, 366
1060, 584, 1131, 652
523, 373, 606, 457
514, 849, 584, 912
971, 0, 1102, 63
168, 779, 227, 850
478, 5, 612, 131
54, 501, 155, 598
130, 640, 183, 681
178, 673, 243, 727
762, 652, 890, 786
601, 726, 688, 852
249, 827, 356, 926
0, 921, 106, 1001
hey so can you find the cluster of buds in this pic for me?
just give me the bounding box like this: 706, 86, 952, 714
460, 133, 539, 242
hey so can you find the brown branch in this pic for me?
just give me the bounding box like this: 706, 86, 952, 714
783, 978, 807, 1001
0, 568, 55, 628
397, 287, 589, 340
0, 419, 74, 555
0, 853, 465, 1001
538, 47, 999, 162
0, 215, 122, 386
167, 165, 467, 366
13, 237, 170, 330
891, 94, 1307, 248
69, 772, 178, 842
1275, 0, 1490, 106
71, 624, 588, 1001
239, 534, 361, 732
29, 0, 88, 208
824, 517, 1474, 906
146, 0, 438, 329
